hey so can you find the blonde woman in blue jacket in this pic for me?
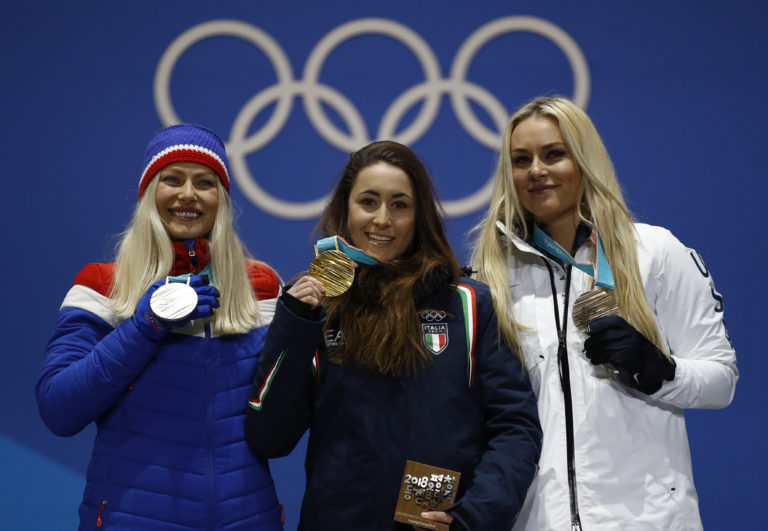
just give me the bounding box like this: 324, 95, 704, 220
36, 124, 284, 530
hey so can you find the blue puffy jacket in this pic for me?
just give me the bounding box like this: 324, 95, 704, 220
36, 240, 285, 530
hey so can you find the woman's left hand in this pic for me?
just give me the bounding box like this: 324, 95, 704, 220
584, 315, 676, 394
417, 511, 453, 528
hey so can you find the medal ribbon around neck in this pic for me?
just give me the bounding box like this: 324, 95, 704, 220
533, 226, 621, 335
314, 236, 380, 266
532, 225, 615, 290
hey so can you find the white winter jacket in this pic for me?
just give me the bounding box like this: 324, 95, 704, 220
503, 223, 738, 531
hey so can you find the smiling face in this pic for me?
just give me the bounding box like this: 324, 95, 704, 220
510, 115, 582, 232
154, 162, 219, 240
346, 162, 416, 262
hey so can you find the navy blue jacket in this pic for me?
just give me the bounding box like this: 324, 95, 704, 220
245, 277, 542, 530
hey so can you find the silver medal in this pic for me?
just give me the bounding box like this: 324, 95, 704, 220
150, 277, 198, 321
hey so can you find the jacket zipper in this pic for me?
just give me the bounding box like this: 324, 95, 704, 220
96, 499, 107, 528
544, 260, 582, 531
95, 373, 130, 530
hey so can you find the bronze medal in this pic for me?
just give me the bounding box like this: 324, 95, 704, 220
308, 250, 355, 297
572, 289, 619, 334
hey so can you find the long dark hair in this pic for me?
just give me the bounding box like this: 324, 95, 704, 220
317, 141, 461, 377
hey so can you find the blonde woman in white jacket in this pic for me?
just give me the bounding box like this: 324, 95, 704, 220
470, 96, 737, 530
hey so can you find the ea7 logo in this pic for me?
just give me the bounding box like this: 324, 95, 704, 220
325, 329, 343, 349
423, 323, 449, 355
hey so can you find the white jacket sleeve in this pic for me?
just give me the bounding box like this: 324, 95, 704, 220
642, 226, 738, 409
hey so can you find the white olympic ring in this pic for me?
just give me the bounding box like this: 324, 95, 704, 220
154, 17, 590, 219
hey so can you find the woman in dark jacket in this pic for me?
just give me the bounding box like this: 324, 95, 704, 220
245, 140, 542, 531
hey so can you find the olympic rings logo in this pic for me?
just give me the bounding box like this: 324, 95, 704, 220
420, 310, 447, 322
154, 17, 590, 219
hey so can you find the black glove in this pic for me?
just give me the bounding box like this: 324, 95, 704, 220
584, 315, 675, 394
133, 274, 220, 341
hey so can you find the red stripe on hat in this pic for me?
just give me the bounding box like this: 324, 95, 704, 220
138, 149, 229, 198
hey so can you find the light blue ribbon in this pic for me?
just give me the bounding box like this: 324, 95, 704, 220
315, 236, 379, 266
533, 225, 615, 290
167, 265, 213, 284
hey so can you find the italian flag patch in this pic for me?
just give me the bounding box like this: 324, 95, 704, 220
423, 323, 449, 355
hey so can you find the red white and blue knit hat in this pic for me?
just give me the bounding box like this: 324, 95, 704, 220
138, 124, 231, 198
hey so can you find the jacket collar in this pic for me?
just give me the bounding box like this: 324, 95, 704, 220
413, 264, 453, 307
496, 219, 593, 262
170, 238, 211, 276
496, 220, 540, 256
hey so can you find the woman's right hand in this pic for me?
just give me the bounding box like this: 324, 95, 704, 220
133, 275, 220, 341
287, 276, 326, 309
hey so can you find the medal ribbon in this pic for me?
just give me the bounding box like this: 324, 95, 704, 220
167, 265, 213, 284
315, 236, 380, 266
533, 225, 615, 290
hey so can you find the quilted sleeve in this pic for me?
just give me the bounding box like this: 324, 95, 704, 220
35, 264, 158, 437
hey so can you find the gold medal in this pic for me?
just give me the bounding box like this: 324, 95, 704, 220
572, 289, 619, 334
308, 250, 355, 297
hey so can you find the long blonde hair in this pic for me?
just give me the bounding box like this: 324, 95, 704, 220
110, 177, 262, 335
471, 96, 664, 354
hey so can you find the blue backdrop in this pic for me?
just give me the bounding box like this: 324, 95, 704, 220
2, 1, 765, 528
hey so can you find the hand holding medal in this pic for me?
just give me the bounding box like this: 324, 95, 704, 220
150, 276, 199, 321
307, 236, 379, 297
308, 250, 355, 297
560, 234, 674, 393
134, 274, 220, 341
